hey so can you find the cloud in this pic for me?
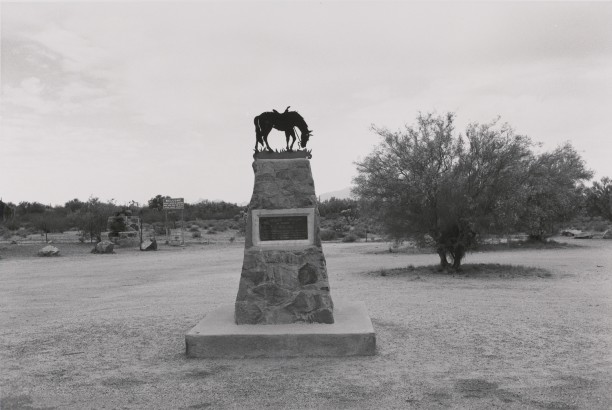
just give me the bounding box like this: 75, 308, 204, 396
1, 1, 611, 205
20, 77, 43, 94
3, 82, 52, 115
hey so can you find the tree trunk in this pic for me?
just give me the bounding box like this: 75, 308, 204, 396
452, 253, 463, 270
437, 249, 450, 268
451, 246, 465, 271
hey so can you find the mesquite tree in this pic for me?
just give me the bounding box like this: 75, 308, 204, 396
518, 144, 593, 240
585, 177, 612, 221
354, 112, 590, 270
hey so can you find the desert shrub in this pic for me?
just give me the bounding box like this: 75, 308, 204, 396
4, 219, 20, 231
332, 220, 349, 233
320, 229, 338, 241
187, 200, 244, 220
235, 214, 247, 235
209, 220, 229, 232
585, 177, 612, 220
196, 220, 231, 232
152, 222, 166, 235
566, 216, 612, 232
342, 233, 358, 243
318, 197, 359, 218
587, 217, 610, 232
191, 220, 207, 229
1, 229, 12, 240
352, 227, 367, 238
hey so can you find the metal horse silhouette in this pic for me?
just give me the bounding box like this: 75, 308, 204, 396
254, 107, 312, 152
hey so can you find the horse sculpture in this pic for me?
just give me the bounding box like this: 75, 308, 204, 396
254, 107, 312, 152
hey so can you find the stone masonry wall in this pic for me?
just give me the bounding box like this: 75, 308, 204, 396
234, 159, 334, 325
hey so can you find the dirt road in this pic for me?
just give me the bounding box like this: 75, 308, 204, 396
1, 239, 611, 409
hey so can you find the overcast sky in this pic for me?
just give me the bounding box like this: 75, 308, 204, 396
2, 1, 611, 206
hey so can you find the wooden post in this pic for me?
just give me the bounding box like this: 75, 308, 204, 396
181, 207, 185, 246
165, 209, 169, 244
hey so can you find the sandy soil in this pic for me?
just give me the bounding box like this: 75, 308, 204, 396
1, 239, 611, 409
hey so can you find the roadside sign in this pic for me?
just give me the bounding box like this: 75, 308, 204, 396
162, 198, 185, 246
163, 198, 184, 210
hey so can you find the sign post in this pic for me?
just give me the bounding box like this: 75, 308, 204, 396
163, 198, 185, 246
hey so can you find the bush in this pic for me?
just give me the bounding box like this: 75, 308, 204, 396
209, 221, 228, 232
191, 220, 208, 229
4, 219, 20, 231
152, 222, 166, 235
17, 228, 29, 238
1, 229, 12, 240
352, 227, 367, 238
192, 231, 202, 238
565, 216, 612, 232
320, 229, 338, 241
342, 233, 358, 243
588, 218, 610, 232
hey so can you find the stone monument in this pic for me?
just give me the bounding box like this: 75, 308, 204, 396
185, 110, 375, 358
234, 157, 334, 325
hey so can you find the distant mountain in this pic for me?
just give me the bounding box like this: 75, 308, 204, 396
318, 187, 353, 201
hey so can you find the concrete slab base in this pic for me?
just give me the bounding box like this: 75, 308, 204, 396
185, 301, 376, 358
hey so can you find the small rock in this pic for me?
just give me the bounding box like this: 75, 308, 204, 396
38, 245, 60, 257
91, 241, 114, 254
140, 238, 158, 251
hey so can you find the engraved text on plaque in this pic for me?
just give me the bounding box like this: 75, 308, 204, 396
259, 216, 308, 241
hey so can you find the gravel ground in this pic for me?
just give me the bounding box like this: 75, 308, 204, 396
1, 238, 611, 409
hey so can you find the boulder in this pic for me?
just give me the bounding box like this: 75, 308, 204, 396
91, 241, 115, 254
38, 245, 60, 257
140, 238, 158, 251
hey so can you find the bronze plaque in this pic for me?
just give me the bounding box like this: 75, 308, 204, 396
259, 215, 308, 241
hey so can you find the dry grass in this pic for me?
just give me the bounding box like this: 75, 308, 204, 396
0, 229, 244, 261
373, 263, 552, 279
1, 241, 611, 409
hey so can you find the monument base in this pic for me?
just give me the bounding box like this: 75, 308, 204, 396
185, 301, 376, 358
